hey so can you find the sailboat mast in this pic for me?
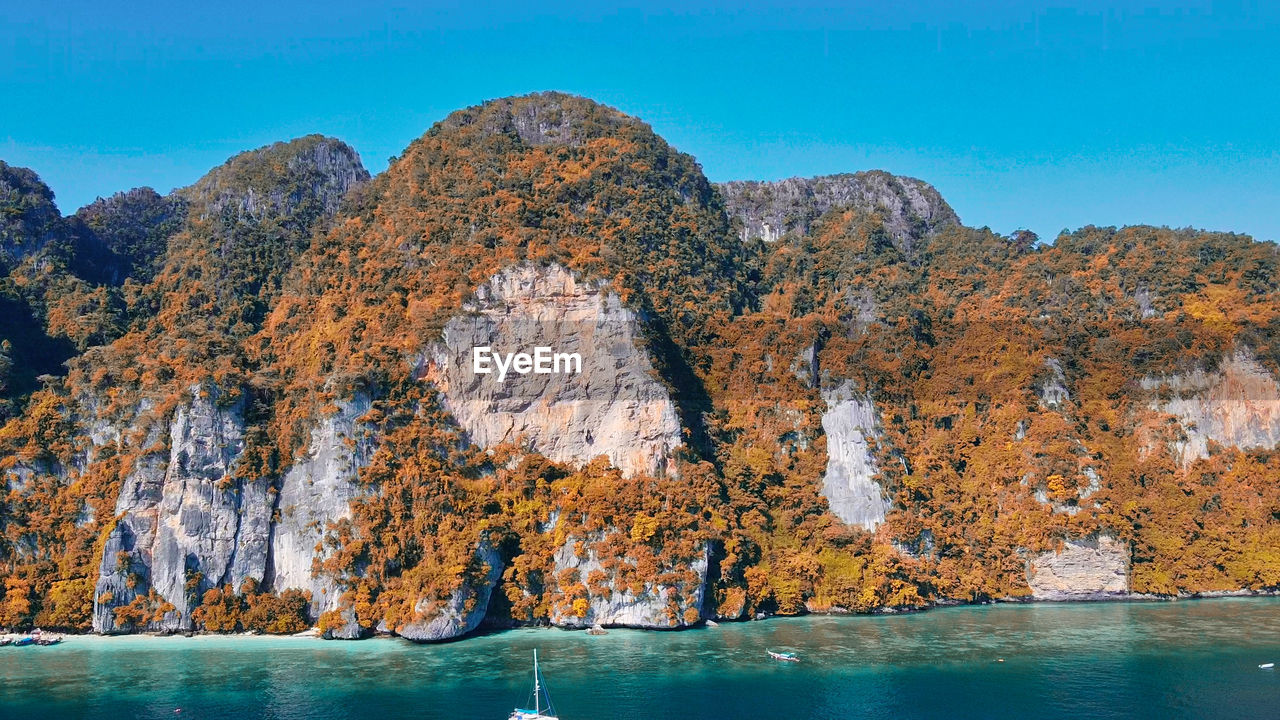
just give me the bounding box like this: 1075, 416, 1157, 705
534, 649, 540, 715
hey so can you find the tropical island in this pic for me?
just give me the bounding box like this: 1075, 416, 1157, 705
1, 93, 1277, 642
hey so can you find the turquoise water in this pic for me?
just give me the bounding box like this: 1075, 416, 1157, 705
2, 599, 1279, 719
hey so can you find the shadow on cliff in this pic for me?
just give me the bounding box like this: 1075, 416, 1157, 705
0, 291, 77, 410
641, 311, 718, 469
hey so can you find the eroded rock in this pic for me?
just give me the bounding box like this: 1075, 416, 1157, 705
424, 263, 683, 478
548, 533, 708, 629
1142, 349, 1280, 466
820, 381, 890, 530
1027, 535, 1129, 600
717, 171, 959, 250
93, 384, 261, 632
397, 540, 504, 641
267, 392, 376, 620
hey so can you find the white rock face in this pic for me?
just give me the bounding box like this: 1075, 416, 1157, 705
1038, 357, 1071, 410
425, 264, 704, 630
88, 265, 694, 636
94, 384, 263, 632
425, 263, 683, 478
820, 381, 890, 530
1027, 535, 1129, 600
91, 425, 168, 632
1141, 349, 1280, 466
549, 534, 708, 628
267, 393, 375, 619
92, 386, 378, 634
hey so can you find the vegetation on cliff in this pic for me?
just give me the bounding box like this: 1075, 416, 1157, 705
0, 136, 369, 630
0, 93, 1276, 634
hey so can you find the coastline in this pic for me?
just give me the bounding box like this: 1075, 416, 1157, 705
10, 590, 1279, 646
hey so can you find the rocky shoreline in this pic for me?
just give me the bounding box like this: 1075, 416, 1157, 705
15, 589, 1278, 644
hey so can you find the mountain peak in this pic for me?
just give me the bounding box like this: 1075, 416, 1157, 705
179, 135, 369, 227
0, 161, 64, 267
718, 171, 959, 251
429, 92, 648, 149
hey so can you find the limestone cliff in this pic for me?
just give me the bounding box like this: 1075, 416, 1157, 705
425, 263, 683, 479
5, 94, 1280, 640
1027, 535, 1129, 601
717, 171, 958, 249
1142, 349, 1280, 466
88, 382, 486, 640
178, 135, 367, 226
548, 532, 708, 629
85, 136, 372, 633
94, 384, 261, 632
425, 263, 708, 628
267, 393, 376, 623
395, 541, 503, 641
819, 381, 890, 531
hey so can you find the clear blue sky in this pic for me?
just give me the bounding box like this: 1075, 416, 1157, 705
3, 1, 1277, 242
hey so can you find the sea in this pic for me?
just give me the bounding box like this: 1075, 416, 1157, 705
2, 598, 1278, 719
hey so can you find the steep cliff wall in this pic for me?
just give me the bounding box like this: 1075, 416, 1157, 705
425, 263, 683, 479
1142, 350, 1280, 466
89, 408, 168, 632
267, 393, 376, 620
94, 384, 262, 632
1027, 535, 1129, 601
425, 264, 707, 628
82, 136, 373, 634
90, 385, 488, 640
820, 381, 890, 530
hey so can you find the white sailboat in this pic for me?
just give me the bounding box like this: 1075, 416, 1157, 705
509, 649, 559, 720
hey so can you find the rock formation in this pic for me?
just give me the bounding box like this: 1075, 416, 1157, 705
425, 263, 706, 628
179, 135, 367, 225
549, 533, 708, 628
2, 94, 1279, 641
396, 540, 504, 641
1142, 349, 1280, 466
1027, 535, 1129, 600
717, 171, 959, 249
267, 393, 377, 620
94, 384, 258, 632
425, 263, 683, 479
820, 381, 890, 530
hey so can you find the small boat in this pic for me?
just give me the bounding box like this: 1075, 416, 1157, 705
1260, 663, 1275, 669
768, 650, 800, 663
13, 636, 34, 647
0, 637, 11, 647
36, 635, 62, 646
585, 624, 608, 636
509, 649, 559, 720
705, 620, 719, 628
